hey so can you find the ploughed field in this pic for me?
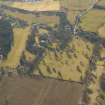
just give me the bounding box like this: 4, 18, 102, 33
0, 76, 83, 105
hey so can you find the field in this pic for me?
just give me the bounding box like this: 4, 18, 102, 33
0, 76, 83, 105
96, 0, 105, 7
60, 0, 95, 24
10, 1, 60, 12
4, 8, 59, 26
98, 25, 105, 38
0, 27, 30, 68
100, 91, 105, 105
79, 0, 105, 33
29, 0, 96, 82
34, 36, 94, 81
80, 9, 105, 33
78, 1, 105, 104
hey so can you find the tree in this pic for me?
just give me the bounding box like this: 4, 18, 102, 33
0, 16, 13, 59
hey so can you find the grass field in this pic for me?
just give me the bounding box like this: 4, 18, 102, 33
60, 0, 95, 24
4, 9, 59, 26
34, 36, 94, 81
96, 0, 105, 7
0, 27, 30, 68
80, 9, 105, 33
100, 91, 105, 105
98, 25, 105, 38
10, 1, 60, 12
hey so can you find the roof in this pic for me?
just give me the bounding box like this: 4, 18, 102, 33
0, 75, 83, 105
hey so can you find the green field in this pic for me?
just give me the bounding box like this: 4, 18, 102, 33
0, 27, 30, 68
80, 9, 105, 32
60, 0, 95, 24
96, 0, 105, 8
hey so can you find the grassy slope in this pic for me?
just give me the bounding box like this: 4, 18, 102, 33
4, 10, 59, 26
0, 27, 30, 68
80, 9, 105, 33
96, 0, 105, 7
33, 0, 95, 81
100, 92, 105, 105
34, 37, 93, 81
10, 1, 60, 11
98, 26, 105, 38
80, 0, 105, 33
60, 0, 94, 24
80, 1, 105, 104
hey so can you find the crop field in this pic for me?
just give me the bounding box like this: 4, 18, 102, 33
0, 76, 83, 105
10, 1, 60, 12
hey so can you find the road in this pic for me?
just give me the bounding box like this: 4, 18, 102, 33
73, 0, 99, 35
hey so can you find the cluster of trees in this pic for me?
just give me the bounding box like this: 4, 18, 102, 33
0, 17, 13, 59
6, 16, 28, 28
100, 73, 105, 92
